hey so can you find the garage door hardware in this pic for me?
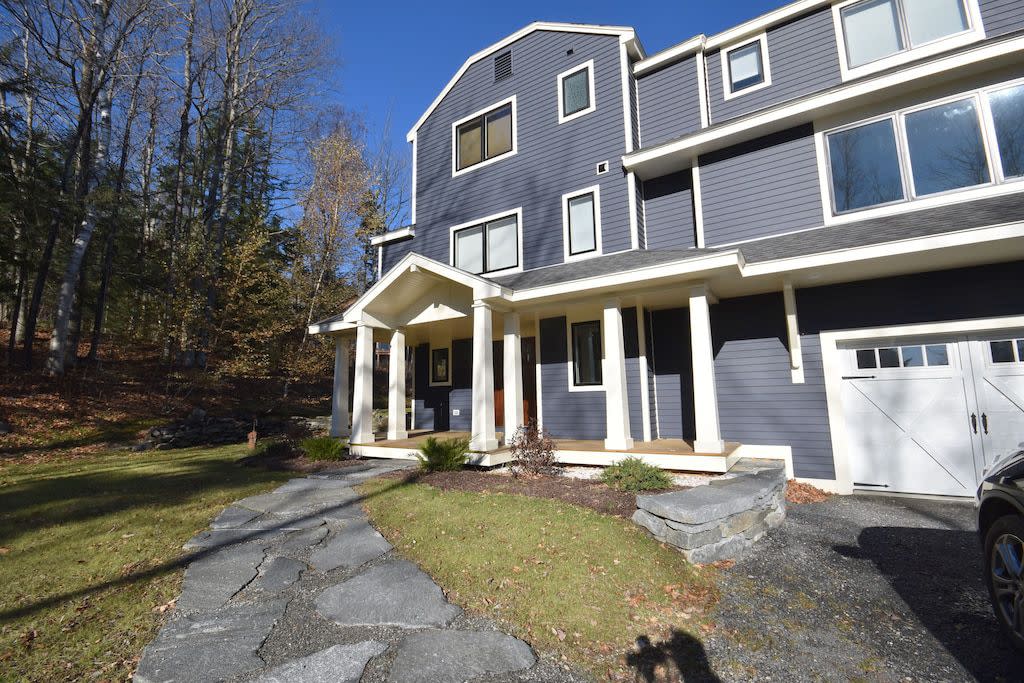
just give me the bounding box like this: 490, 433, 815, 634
842, 375, 876, 380
853, 482, 889, 487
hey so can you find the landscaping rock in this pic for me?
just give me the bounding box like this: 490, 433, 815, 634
387, 630, 536, 683
315, 560, 461, 627
176, 543, 266, 613
134, 600, 286, 683
254, 556, 306, 595
310, 520, 392, 572
256, 641, 386, 683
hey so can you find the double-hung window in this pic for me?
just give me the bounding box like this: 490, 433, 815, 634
562, 186, 601, 261
452, 212, 520, 275
454, 99, 514, 173
557, 60, 596, 123
571, 321, 602, 387
836, 0, 979, 76
824, 81, 1024, 216
722, 35, 770, 99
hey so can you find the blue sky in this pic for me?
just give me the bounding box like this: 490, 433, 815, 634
304, 0, 782, 197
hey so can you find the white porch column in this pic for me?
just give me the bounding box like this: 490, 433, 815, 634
503, 312, 524, 444
351, 323, 375, 444
330, 337, 350, 438
689, 284, 724, 454
387, 328, 408, 440
603, 298, 634, 451
471, 300, 499, 452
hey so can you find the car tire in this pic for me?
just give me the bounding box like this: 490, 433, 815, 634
984, 513, 1024, 653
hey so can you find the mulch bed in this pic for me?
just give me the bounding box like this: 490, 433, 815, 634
386, 468, 683, 519
785, 480, 831, 504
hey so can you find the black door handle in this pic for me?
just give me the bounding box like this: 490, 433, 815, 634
982, 413, 989, 435
971, 413, 978, 434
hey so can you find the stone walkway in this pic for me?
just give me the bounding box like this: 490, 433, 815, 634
134, 461, 580, 683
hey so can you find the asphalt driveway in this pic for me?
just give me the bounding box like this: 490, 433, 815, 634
693, 494, 1024, 682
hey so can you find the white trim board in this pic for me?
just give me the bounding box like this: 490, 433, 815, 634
720, 32, 772, 102
557, 59, 597, 125
634, 35, 705, 77
370, 225, 415, 246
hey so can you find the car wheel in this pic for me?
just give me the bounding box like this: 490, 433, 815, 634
985, 514, 1024, 653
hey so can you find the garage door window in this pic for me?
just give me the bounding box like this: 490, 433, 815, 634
856, 344, 950, 369
990, 339, 1024, 363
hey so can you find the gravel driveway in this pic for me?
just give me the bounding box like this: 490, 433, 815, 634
691, 494, 1024, 682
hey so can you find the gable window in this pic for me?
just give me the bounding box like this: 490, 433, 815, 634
430, 347, 450, 385
835, 0, 980, 78
823, 82, 1024, 217
452, 211, 520, 275
562, 186, 601, 261
571, 321, 602, 386
557, 60, 596, 123
721, 34, 771, 100
453, 98, 515, 174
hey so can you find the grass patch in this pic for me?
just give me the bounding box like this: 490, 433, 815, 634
359, 478, 718, 678
0, 444, 291, 682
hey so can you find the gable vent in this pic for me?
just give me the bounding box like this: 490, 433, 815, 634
494, 51, 512, 82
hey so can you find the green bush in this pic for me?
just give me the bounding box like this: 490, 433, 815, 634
300, 436, 347, 461
254, 438, 298, 460
417, 436, 470, 472
600, 457, 673, 492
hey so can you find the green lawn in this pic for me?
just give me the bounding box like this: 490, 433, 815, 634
359, 478, 719, 679
0, 445, 292, 682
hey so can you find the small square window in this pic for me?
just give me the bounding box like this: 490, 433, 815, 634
991, 340, 1016, 363
925, 345, 949, 366
557, 61, 595, 123
571, 321, 602, 386
727, 41, 765, 93
856, 349, 877, 369
431, 348, 450, 384
900, 345, 924, 367
878, 347, 900, 368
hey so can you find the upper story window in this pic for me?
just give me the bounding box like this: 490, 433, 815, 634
722, 35, 771, 100
557, 60, 596, 124
450, 210, 521, 276
834, 0, 983, 79
562, 186, 602, 261
452, 97, 516, 176
823, 81, 1024, 216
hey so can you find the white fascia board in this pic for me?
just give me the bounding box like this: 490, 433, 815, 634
633, 34, 705, 77
369, 226, 415, 246
623, 34, 1024, 178
407, 22, 637, 142
704, 0, 830, 50
307, 319, 357, 336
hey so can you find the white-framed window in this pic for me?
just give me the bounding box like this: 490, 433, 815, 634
451, 96, 517, 177
989, 338, 1024, 364
854, 343, 952, 370
429, 346, 451, 387
567, 318, 603, 390
720, 33, 771, 100
832, 0, 984, 80
561, 185, 602, 262
449, 208, 523, 276
557, 60, 596, 124
820, 79, 1024, 218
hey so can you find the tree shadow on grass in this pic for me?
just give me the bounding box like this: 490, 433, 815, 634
625, 631, 722, 682
0, 466, 418, 622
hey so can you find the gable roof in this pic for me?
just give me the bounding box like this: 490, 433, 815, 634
406, 22, 641, 142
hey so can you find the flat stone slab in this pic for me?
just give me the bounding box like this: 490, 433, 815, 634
315, 560, 461, 628
256, 641, 386, 683
176, 543, 266, 613
254, 556, 306, 595
276, 525, 329, 554
310, 521, 392, 572
388, 630, 536, 683
134, 600, 286, 683
211, 505, 261, 529
235, 485, 362, 516
637, 464, 784, 526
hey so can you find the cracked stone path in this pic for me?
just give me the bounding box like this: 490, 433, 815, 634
133, 460, 585, 683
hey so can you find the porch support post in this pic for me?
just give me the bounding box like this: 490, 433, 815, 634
603, 298, 634, 451
689, 284, 724, 454
635, 302, 653, 442
503, 312, 524, 444
330, 336, 350, 438
387, 328, 408, 440
351, 322, 375, 445
471, 300, 499, 452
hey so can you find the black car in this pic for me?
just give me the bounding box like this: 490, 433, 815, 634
978, 447, 1024, 652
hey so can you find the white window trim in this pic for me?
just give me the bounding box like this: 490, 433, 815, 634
557, 60, 597, 124
831, 0, 985, 82
565, 313, 604, 392
720, 32, 772, 101
451, 95, 518, 178
561, 185, 603, 263
448, 207, 524, 277
428, 345, 452, 387
814, 77, 1024, 226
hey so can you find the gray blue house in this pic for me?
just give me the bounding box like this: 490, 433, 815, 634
310, 0, 1024, 498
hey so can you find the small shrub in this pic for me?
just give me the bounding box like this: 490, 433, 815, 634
508, 420, 558, 477
601, 457, 673, 492
417, 436, 470, 472
372, 409, 389, 434
300, 436, 347, 461
254, 438, 299, 460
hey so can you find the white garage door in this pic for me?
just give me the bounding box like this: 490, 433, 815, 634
840, 332, 1024, 497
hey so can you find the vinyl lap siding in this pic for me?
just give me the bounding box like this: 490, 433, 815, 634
415, 31, 631, 272
623, 307, 643, 439
642, 171, 695, 249
706, 7, 841, 124
636, 56, 702, 147
980, 0, 1024, 36
538, 316, 606, 440
381, 238, 414, 275
647, 308, 695, 440
699, 124, 822, 246
448, 338, 473, 431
